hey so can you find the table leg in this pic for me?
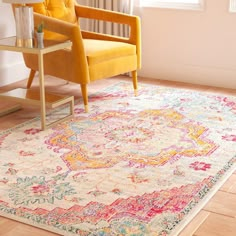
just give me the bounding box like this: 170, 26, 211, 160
38, 52, 46, 130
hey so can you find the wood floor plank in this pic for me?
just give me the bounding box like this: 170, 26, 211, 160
0, 217, 58, 236
0, 217, 16, 234
203, 191, 236, 217
194, 213, 236, 236
178, 210, 210, 236
220, 173, 236, 194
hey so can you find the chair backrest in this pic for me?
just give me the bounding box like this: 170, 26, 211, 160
30, 0, 77, 24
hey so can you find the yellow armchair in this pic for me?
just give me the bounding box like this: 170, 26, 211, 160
16, 0, 141, 112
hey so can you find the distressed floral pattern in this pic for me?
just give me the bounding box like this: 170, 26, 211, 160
9, 176, 76, 205
0, 82, 235, 235
24, 128, 41, 135
222, 134, 236, 142
189, 162, 211, 171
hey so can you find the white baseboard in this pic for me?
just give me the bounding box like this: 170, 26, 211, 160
0, 62, 29, 87
139, 64, 236, 89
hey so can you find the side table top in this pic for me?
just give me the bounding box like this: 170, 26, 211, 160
0, 36, 72, 54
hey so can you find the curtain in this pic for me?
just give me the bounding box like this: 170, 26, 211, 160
80, 0, 134, 37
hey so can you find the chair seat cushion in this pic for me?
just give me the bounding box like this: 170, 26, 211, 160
84, 39, 136, 65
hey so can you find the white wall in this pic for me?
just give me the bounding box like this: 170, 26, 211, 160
0, 2, 29, 86
139, 0, 236, 88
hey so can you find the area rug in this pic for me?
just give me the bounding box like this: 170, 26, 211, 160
0, 82, 235, 236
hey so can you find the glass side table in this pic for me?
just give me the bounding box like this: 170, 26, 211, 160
0, 36, 74, 130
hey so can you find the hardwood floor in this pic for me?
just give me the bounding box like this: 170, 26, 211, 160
0, 75, 235, 236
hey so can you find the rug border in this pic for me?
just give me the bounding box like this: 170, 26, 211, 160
170, 162, 236, 236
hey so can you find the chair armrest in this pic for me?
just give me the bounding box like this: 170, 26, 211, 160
33, 12, 90, 78
74, 5, 141, 45
33, 12, 78, 38
75, 4, 141, 68
75, 4, 138, 25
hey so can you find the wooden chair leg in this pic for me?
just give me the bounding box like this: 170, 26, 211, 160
80, 84, 88, 113
132, 70, 138, 96
26, 69, 36, 88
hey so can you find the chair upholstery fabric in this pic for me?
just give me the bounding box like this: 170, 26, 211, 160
17, 0, 141, 111
31, 0, 77, 23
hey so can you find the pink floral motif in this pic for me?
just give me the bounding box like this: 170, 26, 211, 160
216, 96, 236, 112
31, 184, 50, 194
0, 178, 8, 184
55, 166, 62, 172
189, 161, 211, 171
24, 128, 41, 135
0, 134, 9, 146
222, 97, 236, 108
19, 150, 34, 157
222, 134, 236, 142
